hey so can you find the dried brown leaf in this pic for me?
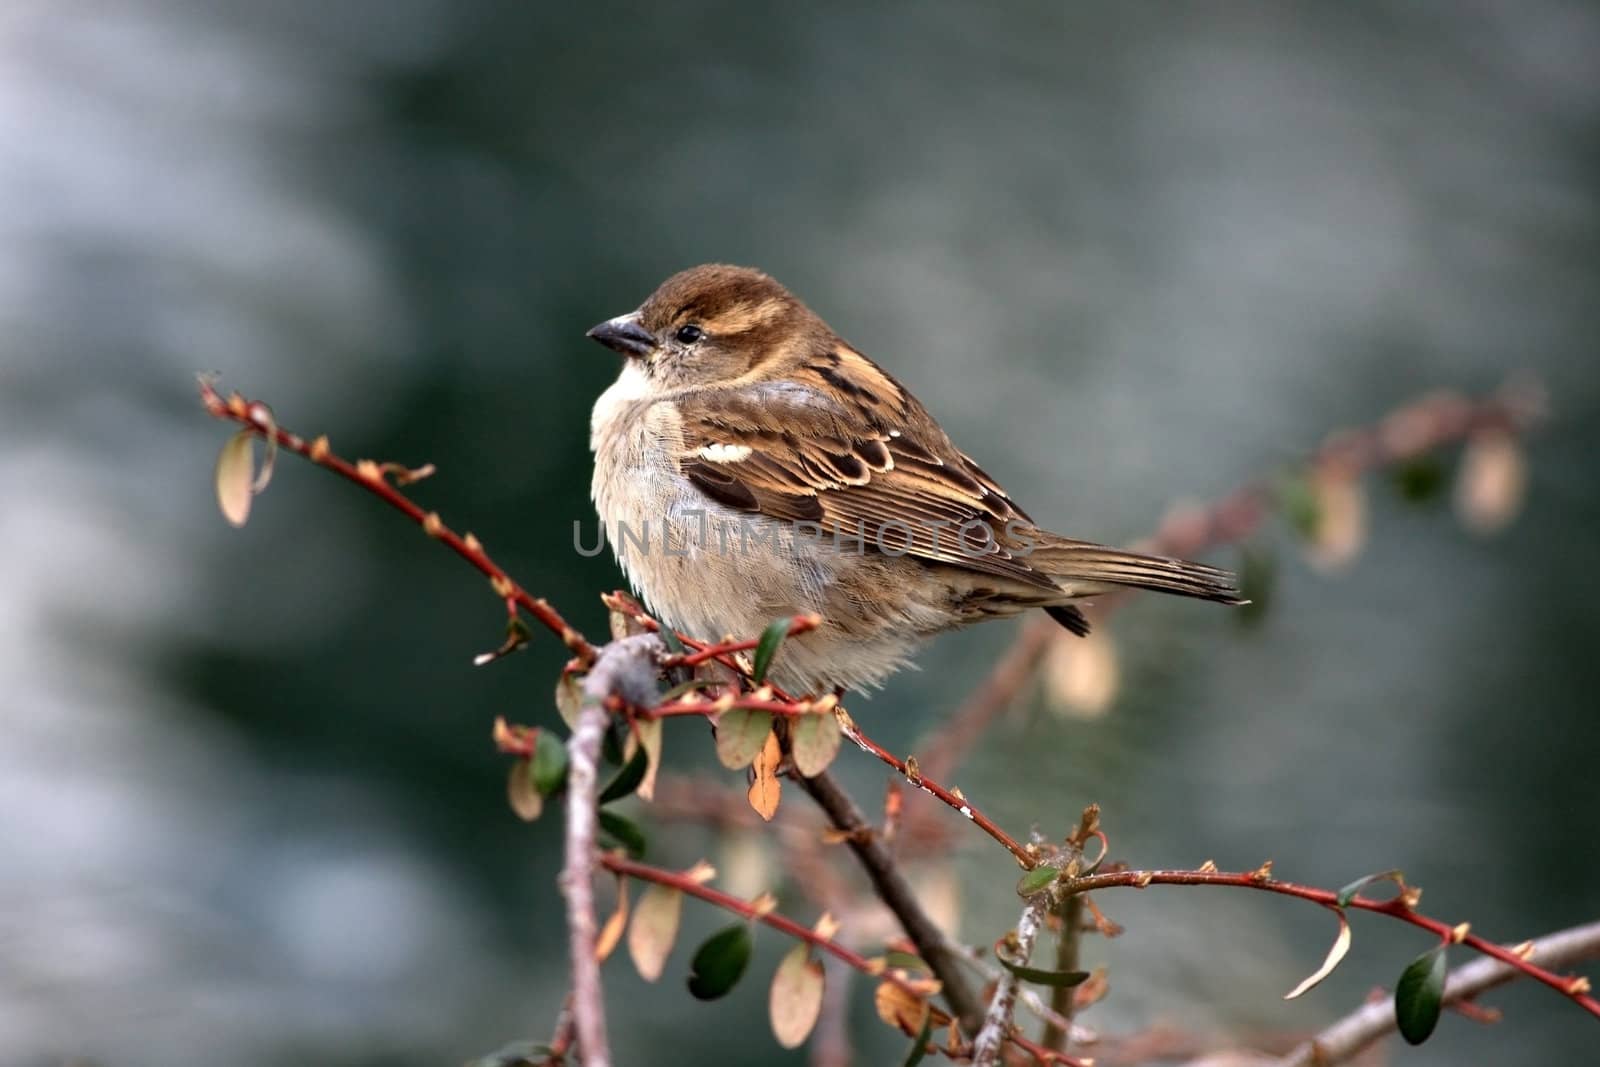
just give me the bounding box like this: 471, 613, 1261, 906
1284, 910, 1352, 1000
595, 876, 629, 963
746, 729, 783, 821
874, 980, 949, 1037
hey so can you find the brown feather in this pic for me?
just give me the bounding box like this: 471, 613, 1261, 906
673, 359, 1067, 594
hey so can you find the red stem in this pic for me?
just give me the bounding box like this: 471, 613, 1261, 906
666, 613, 822, 668
836, 717, 1036, 868
641, 698, 818, 719
200, 381, 595, 664
1064, 868, 1600, 1019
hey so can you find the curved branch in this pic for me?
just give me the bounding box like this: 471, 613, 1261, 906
1063, 868, 1600, 1020
199, 379, 596, 664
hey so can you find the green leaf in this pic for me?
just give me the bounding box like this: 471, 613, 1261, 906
790, 710, 842, 777
1394, 456, 1447, 504
531, 732, 569, 796
1336, 869, 1404, 908
901, 1008, 933, 1067
686, 923, 752, 1000
598, 810, 647, 858
996, 961, 1091, 988
752, 617, 793, 684
599, 745, 650, 805
714, 708, 773, 769
1394, 944, 1448, 1045
1016, 864, 1061, 898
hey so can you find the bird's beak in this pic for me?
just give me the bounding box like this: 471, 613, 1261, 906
586, 313, 656, 359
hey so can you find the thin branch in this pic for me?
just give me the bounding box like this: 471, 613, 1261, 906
973, 899, 1047, 1066
834, 709, 1036, 868
1276, 920, 1600, 1067
198, 379, 596, 664
1040, 895, 1085, 1051
660, 612, 822, 668
601, 853, 929, 1002
794, 768, 987, 1036
1062, 867, 1600, 1020
637, 695, 824, 719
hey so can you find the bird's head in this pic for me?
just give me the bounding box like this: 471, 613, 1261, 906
586, 264, 830, 390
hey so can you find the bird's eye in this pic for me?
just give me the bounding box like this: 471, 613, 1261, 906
675, 324, 704, 345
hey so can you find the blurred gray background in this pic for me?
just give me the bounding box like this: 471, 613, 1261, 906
3, 1, 1597, 1064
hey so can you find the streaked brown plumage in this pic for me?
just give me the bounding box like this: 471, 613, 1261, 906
587, 264, 1241, 694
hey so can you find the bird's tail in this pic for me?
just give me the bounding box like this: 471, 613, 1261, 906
1029, 537, 1246, 605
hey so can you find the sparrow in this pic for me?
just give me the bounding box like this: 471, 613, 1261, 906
586, 264, 1242, 695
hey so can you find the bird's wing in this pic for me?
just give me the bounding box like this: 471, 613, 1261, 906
672, 345, 1064, 593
